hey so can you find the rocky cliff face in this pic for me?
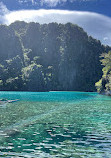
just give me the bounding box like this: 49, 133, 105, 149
0, 24, 23, 63
0, 21, 110, 91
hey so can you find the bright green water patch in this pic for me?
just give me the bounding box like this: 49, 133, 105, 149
0, 91, 111, 157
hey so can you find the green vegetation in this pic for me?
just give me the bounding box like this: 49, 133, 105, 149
96, 51, 111, 95
0, 21, 110, 91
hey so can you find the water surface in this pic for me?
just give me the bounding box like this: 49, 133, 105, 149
0, 91, 111, 157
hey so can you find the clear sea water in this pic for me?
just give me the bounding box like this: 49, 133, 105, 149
0, 91, 111, 158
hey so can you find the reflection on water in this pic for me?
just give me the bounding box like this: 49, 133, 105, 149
0, 91, 111, 157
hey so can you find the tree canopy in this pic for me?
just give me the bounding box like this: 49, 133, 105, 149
96, 51, 111, 95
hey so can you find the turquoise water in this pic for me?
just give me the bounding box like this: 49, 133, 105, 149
0, 91, 111, 158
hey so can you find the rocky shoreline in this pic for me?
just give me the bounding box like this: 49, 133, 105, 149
100, 91, 111, 96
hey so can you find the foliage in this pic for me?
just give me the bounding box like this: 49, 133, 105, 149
0, 21, 110, 91
95, 51, 111, 94
22, 63, 45, 91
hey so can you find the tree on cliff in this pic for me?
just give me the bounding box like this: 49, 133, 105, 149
96, 51, 111, 94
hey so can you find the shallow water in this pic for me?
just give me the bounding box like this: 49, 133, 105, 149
0, 91, 111, 157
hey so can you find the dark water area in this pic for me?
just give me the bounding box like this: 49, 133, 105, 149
0, 91, 111, 157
